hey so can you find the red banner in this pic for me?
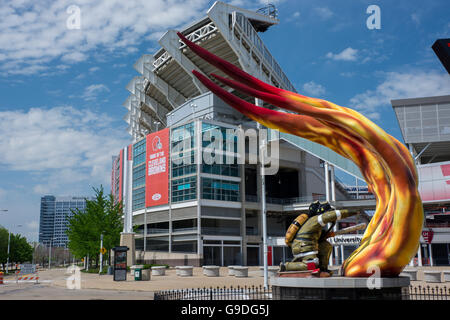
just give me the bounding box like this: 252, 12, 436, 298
422, 230, 434, 244
145, 128, 169, 207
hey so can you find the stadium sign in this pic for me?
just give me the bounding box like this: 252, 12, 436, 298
329, 235, 363, 246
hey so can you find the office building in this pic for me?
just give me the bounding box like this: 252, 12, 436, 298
38, 195, 91, 247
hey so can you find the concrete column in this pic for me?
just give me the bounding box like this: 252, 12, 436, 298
330, 165, 336, 202
324, 162, 330, 201
240, 162, 247, 266
330, 165, 338, 265
428, 244, 433, 266
417, 244, 423, 266
120, 232, 135, 267
144, 209, 147, 253
196, 119, 202, 258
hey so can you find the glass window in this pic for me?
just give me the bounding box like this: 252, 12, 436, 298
172, 122, 195, 151
171, 150, 196, 178
171, 176, 197, 203
202, 123, 238, 154
171, 240, 197, 253
202, 178, 240, 202
133, 164, 146, 188
201, 218, 240, 236
133, 138, 146, 166
132, 187, 145, 210
202, 163, 239, 177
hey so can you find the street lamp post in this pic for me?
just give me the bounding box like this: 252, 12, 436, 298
99, 234, 104, 274
48, 238, 53, 270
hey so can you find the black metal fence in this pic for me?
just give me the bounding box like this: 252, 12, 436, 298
154, 285, 272, 300
154, 285, 450, 300
405, 285, 450, 300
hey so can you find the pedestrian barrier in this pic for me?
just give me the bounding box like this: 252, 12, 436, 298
15, 264, 39, 284
424, 271, 442, 283
203, 266, 220, 277
16, 274, 40, 283
227, 265, 240, 276
176, 266, 193, 277
152, 266, 166, 276
233, 266, 248, 278
259, 266, 280, 278
401, 269, 418, 281
444, 271, 450, 282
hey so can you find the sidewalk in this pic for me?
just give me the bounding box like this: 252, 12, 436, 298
50, 267, 266, 292
5, 265, 449, 293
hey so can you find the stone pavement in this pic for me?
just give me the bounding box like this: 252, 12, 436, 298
51, 266, 266, 292
2, 265, 449, 295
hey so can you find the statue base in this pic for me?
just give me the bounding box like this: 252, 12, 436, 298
270, 275, 410, 300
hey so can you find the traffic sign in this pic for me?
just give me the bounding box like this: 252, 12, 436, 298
100, 247, 107, 255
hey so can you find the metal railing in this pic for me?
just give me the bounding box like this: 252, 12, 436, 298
232, 12, 296, 93
245, 194, 327, 205
154, 285, 272, 300
154, 285, 449, 300
179, 22, 218, 49
152, 51, 171, 70
405, 285, 450, 300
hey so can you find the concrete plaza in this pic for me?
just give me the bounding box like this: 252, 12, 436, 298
0, 266, 448, 300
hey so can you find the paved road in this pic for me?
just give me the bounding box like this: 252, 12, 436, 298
0, 282, 154, 300
0, 266, 265, 300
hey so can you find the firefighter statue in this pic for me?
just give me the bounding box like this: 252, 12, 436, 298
280, 201, 361, 276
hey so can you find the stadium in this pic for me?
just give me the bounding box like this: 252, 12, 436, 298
111, 1, 450, 268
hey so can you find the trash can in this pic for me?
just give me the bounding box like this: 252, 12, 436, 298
134, 268, 142, 281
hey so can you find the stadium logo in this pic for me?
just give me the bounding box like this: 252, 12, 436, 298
152, 193, 162, 201
152, 136, 163, 151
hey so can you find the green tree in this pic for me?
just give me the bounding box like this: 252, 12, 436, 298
66, 185, 123, 268
0, 226, 9, 271
9, 234, 33, 264
0, 226, 33, 271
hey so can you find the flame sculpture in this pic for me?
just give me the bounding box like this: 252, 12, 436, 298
177, 32, 423, 277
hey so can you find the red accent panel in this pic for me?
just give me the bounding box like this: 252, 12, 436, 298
441, 164, 450, 176
127, 144, 132, 161
145, 128, 170, 207
267, 246, 273, 266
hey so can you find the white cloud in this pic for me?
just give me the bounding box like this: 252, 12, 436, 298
302, 81, 326, 96
349, 70, 450, 119
0, 0, 210, 75
326, 47, 358, 61
81, 84, 110, 101
26, 220, 39, 230
0, 106, 129, 194
340, 72, 356, 77
314, 7, 334, 20
0, 188, 5, 200
411, 13, 420, 26
286, 11, 300, 23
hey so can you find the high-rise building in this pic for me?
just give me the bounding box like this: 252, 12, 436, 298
38, 195, 92, 247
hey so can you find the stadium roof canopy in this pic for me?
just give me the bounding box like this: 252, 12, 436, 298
124, 1, 365, 180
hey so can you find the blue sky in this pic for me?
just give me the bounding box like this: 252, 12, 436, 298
0, 0, 449, 241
